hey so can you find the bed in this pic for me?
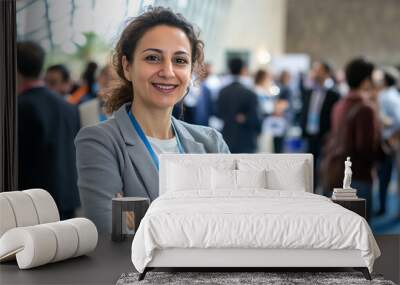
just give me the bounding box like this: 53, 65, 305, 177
131, 154, 380, 280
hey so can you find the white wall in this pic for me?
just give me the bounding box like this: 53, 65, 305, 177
204, 0, 287, 73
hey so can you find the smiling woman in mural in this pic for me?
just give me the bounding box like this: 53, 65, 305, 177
75, 7, 229, 232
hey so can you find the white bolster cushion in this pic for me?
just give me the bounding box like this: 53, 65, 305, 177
65, 218, 98, 257
0, 218, 98, 269
42, 222, 79, 262
24, 189, 59, 223
0, 196, 17, 237
0, 191, 39, 227
0, 189, 60, 238
0, 226, 57, 269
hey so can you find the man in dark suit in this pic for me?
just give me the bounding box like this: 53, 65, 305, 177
217, 58, 262, 153
300, 61, 341, 189
17, 41, 80, 219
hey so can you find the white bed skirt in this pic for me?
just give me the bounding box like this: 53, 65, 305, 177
148, 248, 366, 268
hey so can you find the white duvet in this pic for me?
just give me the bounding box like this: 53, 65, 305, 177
131, 190, 380, 273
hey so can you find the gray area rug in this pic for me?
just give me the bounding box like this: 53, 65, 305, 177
116, 272, 396, 285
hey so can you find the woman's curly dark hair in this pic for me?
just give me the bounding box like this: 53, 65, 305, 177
105, 6, 205, 113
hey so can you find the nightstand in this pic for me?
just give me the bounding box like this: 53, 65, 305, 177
331, 198, 366, 219
111, 197, 150, 242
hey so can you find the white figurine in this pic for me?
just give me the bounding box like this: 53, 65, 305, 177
343, 157, 352, 189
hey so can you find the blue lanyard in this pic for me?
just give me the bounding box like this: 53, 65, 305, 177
171, 122, 185, 154
127, 110, 184, 171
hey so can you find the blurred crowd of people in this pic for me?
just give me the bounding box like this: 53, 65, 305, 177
179, 57, 400, 221
16, 40, 400, 223
16, 41, 116, 219
44, 60, 116, 125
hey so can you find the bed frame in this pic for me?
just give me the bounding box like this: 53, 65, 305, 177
139, 248, 370, 280
138, 154, 371, 281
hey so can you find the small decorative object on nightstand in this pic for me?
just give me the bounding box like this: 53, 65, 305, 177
331, 198, 366, 219
343, 157, 353, 190
331, 157, 366, 218
332, 157, 358, 200
112, 197, 150, 242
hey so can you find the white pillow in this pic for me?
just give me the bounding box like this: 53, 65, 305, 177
236, 169, 267, 189
266, 168, 306, 191
167, 163, 211, 191
237, 159, 308, 191
211, 168, 236, 190
211, 169, 268, 191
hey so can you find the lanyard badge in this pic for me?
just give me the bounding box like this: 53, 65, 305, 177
128, 110, 184, 171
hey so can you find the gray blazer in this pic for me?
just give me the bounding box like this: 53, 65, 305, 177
75, 103, 230, 232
